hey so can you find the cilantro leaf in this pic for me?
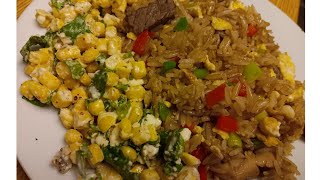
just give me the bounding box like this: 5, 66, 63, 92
65, 60, 85, 79
60, 16, 90, 41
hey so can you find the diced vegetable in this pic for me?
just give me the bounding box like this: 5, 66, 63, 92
164, 130, 185, 162
60, 16, 90, 41
227, 133, 242, 148
65, 60, 85, 80
215, 115, 238, 132
22, 96, 48, 107
228, 79, 247, 97
51, 0, 68, 10
162, 61, 177, 73
243, 62, 262, 82
76, 143, 92, 177
191, 145, 208, 162
198, 164, 207, 180
102, 146, 139, 180
132, 30, 153, 56
255, 110, 268, 121
174, 17, 188, 31
95, 54, 107, 67
123, 51, 134, 59
247, 24, 258, 37
163, 161, 183, 175
194, 68, 209, 79
252, 138, 264, 149
205, 84, 226, 108
92, 69, 107, 95
117, 95, 131, 120
158, 102, 171, 121
115, 83, 128, 92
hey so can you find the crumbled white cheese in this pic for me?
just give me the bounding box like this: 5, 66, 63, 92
109, 126, 122, 146
75, 1, 92, 15
92, 133, 109, 147
142, 114, 162, 129
88, 86, 101, 99
142, 144, 159, 159
180, 128, 192, 141
105, 54, 122, 70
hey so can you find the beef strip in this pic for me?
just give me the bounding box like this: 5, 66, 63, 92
125, 0, 176, 34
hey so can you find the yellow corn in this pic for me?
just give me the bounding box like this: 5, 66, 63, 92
131, 61, 147, 79
88, 99, 105, 116
24, 64, 36, 76
71, 86, 88, 103
126, 32, 136, 40
103, 87, 121, 101
75, 1, 92, 15
59, 108, 74, 129
130, 164, 145, 174
103, 14, 120, 27
90, 9, 101, 20
51, 7, 60, 18
88, 144, 104, 165
106, 72, 119, 86
91, 21, 106, 37
65, 129, 83, 144
98, 112, 117, 133
128, 101, 143, 123
131, 125, 150, 146
73, 110, 93, 129
20, 80, 34, 100
64, 78, 80, 89
107, 36, 122, 55
56, 62, 72, 79
50, 18, 64, 32
81, 47, 100, 64
79, 73, 91, 86
35, 9, 53, 28
60, 5, 77, 23
192, 126, 204, 134
126, 85, 146, 101
75, 33, 98, 52
96, 164, 122, 180
38, 69, 61, 90
96, 38, 108, 54
119, 118, 132, 140
148, 125, 158, 142
163, 101, 171, 108
28, 80, 51, 103
105, 26, 117, 38
140, 169, 160, 180
29, 48, 53, 65
85, 62, 100, 73
72, 99, 87, 111
56, 45, 81, 61
181, 152, 201, 166
121, 146, 137, 162
116, 66, 131, 79
52, 86, 73, 108
114, 0, 127, 12
69, 142, 81, 152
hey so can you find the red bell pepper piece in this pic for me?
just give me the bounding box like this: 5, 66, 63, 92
132, 30, 153, 56
247, 24, 258, 37
198, 164, 208, 180
206, 84, 226, 108
191, 145, 207, 162
216, 115, 238, 132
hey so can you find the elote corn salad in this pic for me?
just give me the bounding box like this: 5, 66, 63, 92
19, 0, 304, 179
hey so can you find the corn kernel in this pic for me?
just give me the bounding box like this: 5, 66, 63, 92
107, 36, 122, 56
88, 99, 105, 116
126, 85, 146, 101
91, 21, 106, 37
73, 99, 87, 111
90, 9, 101, 20
126, 32, 136, 40
20, 80, 34, 100
73, 110, 93, 129
127, 101, 143, 123
65, 129, 83, 144
98, 112, 117, 133
88, 144, 104, 165
81, 48, 100, 64
181, 152, 201, 166
140, 169, 160, 180
28, 80, 51, 103
96, 38, 108, 54
192, 126, 204, 134
59, 108, 74, 129
106, 72, 119, 86
24, 64, 36, 76
96, 164, 122, 179
64, 78, 80, 89
119, 118, 132, 140
35, 9, 53, 28
131, 125, 150, 146
86, 62, 100, 73
105, 26, 117, 38
121, 146, 137, 162
148, 125, 158, 142
103, 14, 120, 27
29, 48, 53, 65
52, 86, 73, 108
56, 62, 72, 79
75, 33, 98, 52
37, 69, 61, 90
69, 142, 81, 152
71, 86, 88, 103
131, 61, 147, 79
163, 101, 171, 108
56, 46, 81, 61
79, 73, 91, 86
103, 87, 121, 101
130, 164, 145, 173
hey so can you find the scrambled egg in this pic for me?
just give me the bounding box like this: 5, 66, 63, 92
187, 3, 203, 18
211, 17, 232, 30
287, 86, 304, 102
269, 69, 276, 78
278, 53, 296, 86
259, 117, 281, 137
256, 44, 267, 54
229, 1, 246, 10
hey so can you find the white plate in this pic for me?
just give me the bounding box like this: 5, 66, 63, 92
17, 0, 305, 179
